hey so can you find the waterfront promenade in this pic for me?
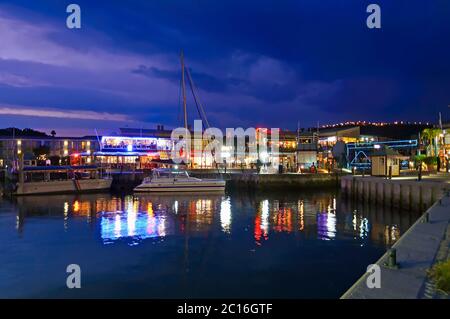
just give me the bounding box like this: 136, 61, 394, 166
342, 176, 450, 299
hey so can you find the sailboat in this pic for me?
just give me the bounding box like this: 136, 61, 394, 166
134, 51, 226, 193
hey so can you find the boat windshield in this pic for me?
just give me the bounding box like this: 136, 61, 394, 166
152, 169, 189, 179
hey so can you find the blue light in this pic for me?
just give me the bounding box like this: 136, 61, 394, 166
127, 144, 133, 152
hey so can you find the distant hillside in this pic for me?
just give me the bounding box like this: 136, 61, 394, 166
359, 124, 432, 140
318, 123, 432, 140
0, 128, 48, 137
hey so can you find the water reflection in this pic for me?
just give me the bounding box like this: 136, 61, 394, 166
220, 198, 232, 234
99, 210, 168, 244
11, 191, 419, 248
2, 190, 425, 299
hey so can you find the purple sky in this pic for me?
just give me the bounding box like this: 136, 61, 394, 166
1, 1, 450, 136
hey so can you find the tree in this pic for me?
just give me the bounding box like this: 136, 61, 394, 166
33, 145, 50, 159
51, 130, 56, 137
421, 128, 441, 157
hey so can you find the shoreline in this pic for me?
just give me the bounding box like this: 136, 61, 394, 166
341, 193, 450, 299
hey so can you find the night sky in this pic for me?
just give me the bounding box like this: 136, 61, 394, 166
0, 0, 450, 136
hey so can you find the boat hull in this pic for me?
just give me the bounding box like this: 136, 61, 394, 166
15, 178, 112, 195
134, 180, 226, 193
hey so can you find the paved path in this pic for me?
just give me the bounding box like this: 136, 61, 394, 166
342, 194, 450, 299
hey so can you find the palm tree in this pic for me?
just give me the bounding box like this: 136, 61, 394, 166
421, 128, 441, 157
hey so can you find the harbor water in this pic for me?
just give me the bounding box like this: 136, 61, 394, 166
0, 190, 420, 298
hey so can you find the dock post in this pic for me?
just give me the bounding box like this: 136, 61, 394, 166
384, 182, 393, 207
392, 183, 401, 208
411, 184, 422, 211
370, 180, 377, 203
400, 183, 411, 211
384, 248, 399, 269
18, 153, 24, 190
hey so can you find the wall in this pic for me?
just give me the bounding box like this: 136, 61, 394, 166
341, 175, 450, 211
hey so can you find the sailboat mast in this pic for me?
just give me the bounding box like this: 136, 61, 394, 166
180, 50, 188, 131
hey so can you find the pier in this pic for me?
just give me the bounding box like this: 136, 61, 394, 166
341, 174, 450, 298
341, 174, 450, 211
342, 193, 450, 299
109, 170, 342, 191
226, 172, 340, 190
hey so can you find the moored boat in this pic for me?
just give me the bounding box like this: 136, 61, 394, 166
14, 165, 112, 195
134, 168, 225, 192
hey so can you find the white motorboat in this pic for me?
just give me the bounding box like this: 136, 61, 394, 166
134, 168, 226, 192
14, 165, 112, 195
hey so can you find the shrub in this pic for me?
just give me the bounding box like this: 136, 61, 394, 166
429, 259, 450, 294
414, 155, 437, 166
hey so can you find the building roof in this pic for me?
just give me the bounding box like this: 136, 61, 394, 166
119, 127, 172, 138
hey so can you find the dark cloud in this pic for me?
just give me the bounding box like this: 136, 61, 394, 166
132, 65, 241, 94
1, 0, 450, 131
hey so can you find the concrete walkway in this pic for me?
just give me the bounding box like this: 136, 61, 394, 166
342, 194, 450, 299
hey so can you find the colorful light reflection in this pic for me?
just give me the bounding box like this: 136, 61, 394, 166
220, 198, 232, 234
100, 210, 168, 244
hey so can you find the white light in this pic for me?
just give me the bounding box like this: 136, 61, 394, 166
174, 165, 178, 170
220, 198, 232, 234
127, 144, 133, 152
374, 144, 381, 149
261, 200, 269, 234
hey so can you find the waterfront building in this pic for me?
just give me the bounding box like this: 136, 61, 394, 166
310, 123, 427, 170
0, 122, 430, 173
441, 121, 450, 158
0, 135, 99, 169
296, 130, 318, 171
93, 126, 296, 171
370, 147, 406, 177
278, 130, 297, 172
94, 126, 173, 169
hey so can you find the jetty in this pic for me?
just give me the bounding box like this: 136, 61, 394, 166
109, 170, 342, 191
341, 174, 450, 211
341, 174, 450, 299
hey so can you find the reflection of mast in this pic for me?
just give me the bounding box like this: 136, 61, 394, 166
182, 204, 190, 289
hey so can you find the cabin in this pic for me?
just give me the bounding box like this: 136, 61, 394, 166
370, 147, 406, 177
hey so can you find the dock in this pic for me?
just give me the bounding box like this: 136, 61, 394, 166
341, 174, 450, 211
341, 193, 450, 299
341, 174, 450, 299
109, 170, 342, 191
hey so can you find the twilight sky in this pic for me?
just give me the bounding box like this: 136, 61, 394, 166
0, 0, 450, 136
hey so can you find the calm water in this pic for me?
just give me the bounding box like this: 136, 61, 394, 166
0, 190, 420, 298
